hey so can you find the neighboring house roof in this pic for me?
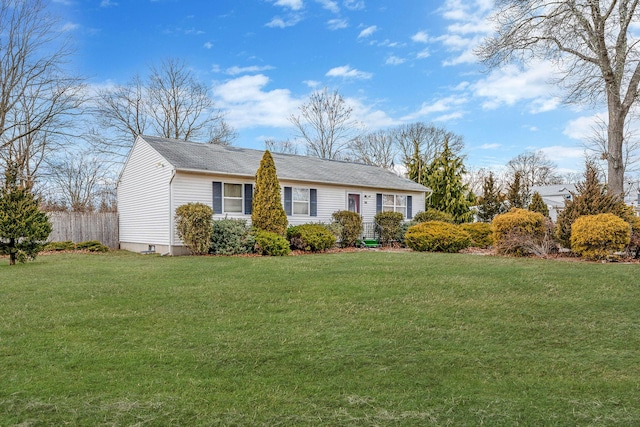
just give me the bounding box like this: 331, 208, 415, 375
530, 184, 577, 198
141, 135, 429, 193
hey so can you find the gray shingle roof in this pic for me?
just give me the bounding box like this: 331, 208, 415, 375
141, 135, 429, 193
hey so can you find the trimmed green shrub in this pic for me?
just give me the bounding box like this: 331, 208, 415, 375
492, 208, 546, 256
570, 213, 631, 260
331, 210, 363, 247
287, 224, 336, 252
44, 241, 76, 251
374, 211, 404, 246
555, 162, 631, 248
75, 240, 109, 252
396, 221, 411, 246
460, 222, 494, 248
255, 230, 291, 256
412, 209, 455, 224
210, 219, 255, 255
175, 203, 214, 255
404, 221, 472, 253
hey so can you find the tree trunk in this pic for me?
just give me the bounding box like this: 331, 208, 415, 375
9, 238, 16, 266
607, 110, 626, 197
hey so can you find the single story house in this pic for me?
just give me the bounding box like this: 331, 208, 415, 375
118, 135, 430, 255
530, 184, 576, 221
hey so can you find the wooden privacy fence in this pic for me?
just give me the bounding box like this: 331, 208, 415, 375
47, 212, 119, 249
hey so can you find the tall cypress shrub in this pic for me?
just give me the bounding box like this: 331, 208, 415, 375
252, 150, 288, 235
0, 163, 52, 265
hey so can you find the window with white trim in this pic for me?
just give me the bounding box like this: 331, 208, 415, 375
382, 194, 407, 217
293, 187, 310, 215
224, 183, 243, 213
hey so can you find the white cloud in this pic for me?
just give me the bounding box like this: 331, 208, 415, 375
61, 22, 79, 32
316, 0, 339, 13
343, 0, 365, 10
303, 80, 321, 88
411, 31, 429, 43
385, 55, 405, 65
563, 113, 606, 140
100, 0, 117, 6
472, 62, 560, 110
327, 18, 348, 30
416, 48, 430, 59
481, 143, 501, 149
435, 0, 493, 66
225, 65, 276, 75
358, 25, 377, 39
203, 42, 213, 49
266, 15, 303, 28
273, 0, 303, 10
400, 95, 467, 122
213, 74, 301, 128
325, 65, 373, 80
346, 97, 398, 129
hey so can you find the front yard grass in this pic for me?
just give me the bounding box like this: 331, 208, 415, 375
1, 251, 639, 425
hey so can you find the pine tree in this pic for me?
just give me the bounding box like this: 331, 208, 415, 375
506, 171, 529, 209
477, 172, 505, 222
251, 150, 288, 235
424, 139, 473, 223
528, 192, 549, 217
406, 140, 426, 186
555, 162, 631, 247
0, 163, 52, 265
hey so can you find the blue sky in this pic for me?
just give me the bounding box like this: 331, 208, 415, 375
51, 0, 604, 174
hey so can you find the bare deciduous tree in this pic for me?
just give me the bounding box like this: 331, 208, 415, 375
92, 58, 235, 160
290, 87, 362, 160
394, 122, 464, 173
350, 130, 396, 169
506, 150, 562, 188
478, 0, 640, 196
0, 0, 84, 184
48, 151, 111, 212
264, 138, 299, 155
583, 115, 640, 179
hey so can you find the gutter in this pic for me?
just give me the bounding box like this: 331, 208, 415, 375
168, 167, 177, 256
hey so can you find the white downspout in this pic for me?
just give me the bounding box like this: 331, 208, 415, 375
168, 168, 177, 256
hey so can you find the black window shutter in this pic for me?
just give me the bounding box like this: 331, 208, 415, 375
212, 181, 222, 214
310, 189, 317, 217
407, 195, 413, 219
244, 184, 253, 215
284, 186, 292, 216
376, 193, 382, 213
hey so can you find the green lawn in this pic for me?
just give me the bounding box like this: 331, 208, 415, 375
1, 251, 639, 426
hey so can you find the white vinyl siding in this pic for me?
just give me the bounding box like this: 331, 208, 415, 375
117, 138, 173, 246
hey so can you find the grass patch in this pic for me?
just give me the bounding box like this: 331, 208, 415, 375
1, 251, 639, 425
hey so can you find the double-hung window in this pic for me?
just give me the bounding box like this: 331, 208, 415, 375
293, 188, 310, 215
223, 183, 243, 213
378, 193, 412, 219
283, 186, 317, 217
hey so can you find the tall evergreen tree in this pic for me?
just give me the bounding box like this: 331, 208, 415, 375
0, 163, 52, 265
424, 139, 473, 223
251, 150, 288, 235
477, 172, 505, 222
506, 171, 529, 209
528, 192, 549, 217
406, 140, 426, 186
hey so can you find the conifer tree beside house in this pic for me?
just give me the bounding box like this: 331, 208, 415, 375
529, 192, 549, 217
506, 171, 529, 209
252, 150, 288, 235
0, 163, 52, 265
423, 139, 473, 223
476, 172, 505, 222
